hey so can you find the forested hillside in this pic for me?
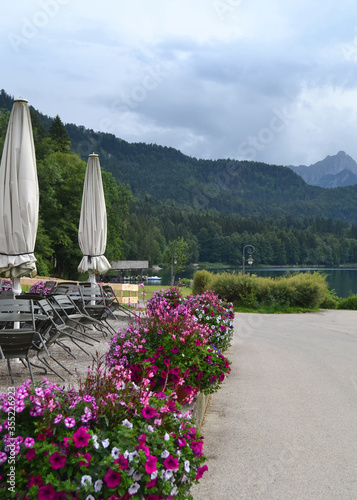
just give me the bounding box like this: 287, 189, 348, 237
1, 88, 357, 274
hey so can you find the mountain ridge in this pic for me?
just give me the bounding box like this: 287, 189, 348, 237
288, 151, 357, 187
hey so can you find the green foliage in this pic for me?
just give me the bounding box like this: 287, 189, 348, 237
49, 114, 71, 152
337, 294, 357, 310
206, 271, 329, 309
192, 270, 214, 295
163, 237, 190, 283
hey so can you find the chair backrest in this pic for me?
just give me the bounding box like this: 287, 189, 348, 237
44, 281, 57, 290
0, 299, 36, 329
15, 292, 42, 301
0, 290, 15, 300
51, 294, 81, 316
0, 330, 37, 358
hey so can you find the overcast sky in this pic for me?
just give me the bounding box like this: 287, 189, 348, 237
2, 0, 357, 166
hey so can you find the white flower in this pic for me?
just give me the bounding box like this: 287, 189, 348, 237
122, 418, 133, 428
164, 433, 170, 441
133, 471, 143, 481
184, 460, 190, 473
111, 447, 120, 459
94, 479, 103, 492
101, 439, 110, 448
164, 469, 173, 480
161, 449, 170, 458
129, 450, 139, 462
151, 470, 158, 480
147, 425, 154, 432
128, 482, 140, 495
127, 466, 135, 476
171, 486, 178, 496
85, 496, 95, 500
81, 475, 92, 486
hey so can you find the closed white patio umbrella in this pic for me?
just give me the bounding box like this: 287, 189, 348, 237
0, 98, 39, 295
78, 153, 111, 282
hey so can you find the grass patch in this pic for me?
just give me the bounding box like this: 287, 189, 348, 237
140, 285, 192, 302
234, 305, 320, 314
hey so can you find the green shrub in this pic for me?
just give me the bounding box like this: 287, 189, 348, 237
337, 294, 357, 310
206, 271, 329, 309
192, 269, 214, 295
320, 289, 339, 309
208, 272, 259, 308
284, 272, 328, 308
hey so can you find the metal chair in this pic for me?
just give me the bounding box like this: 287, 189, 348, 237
77, 285, 116, 335
0, 299, 48, 384
102, 284, 136, 318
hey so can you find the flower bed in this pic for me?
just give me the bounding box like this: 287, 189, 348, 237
0, 288, 233, 499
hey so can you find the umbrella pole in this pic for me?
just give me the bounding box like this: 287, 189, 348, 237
88, 273, 96, 284
12, 277, 21, 335
12, 277, 22, 296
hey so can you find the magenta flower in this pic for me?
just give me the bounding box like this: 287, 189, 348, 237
197, 371, 203, 380
73, 426, 91, 447
27, 474, 43, 487
191, 440, 203, 456
55, 492, 70, 500
170, 346, 179, 353
177, 437, 187, 447
48, 452, 67, 470
54, 414, 63, 424
114, 454, 129, 470
195, 464, 208, 479
25, 448, 36, 461
38, 484, 56, 500
64, 417, 75, 428
163, 454, 179, 470
76, 451, 91, 467
142, 406, 158, 419
24, 437, 35, 448
145, 455, 158, 474
104, 468, 121, 488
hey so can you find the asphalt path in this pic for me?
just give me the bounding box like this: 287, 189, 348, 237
192, 311, 357, 500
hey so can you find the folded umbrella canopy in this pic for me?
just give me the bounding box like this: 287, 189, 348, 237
0, 98, 39, 294
78, 153, 111, 282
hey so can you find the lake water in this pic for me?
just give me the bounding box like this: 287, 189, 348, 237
144, 267, 357, 298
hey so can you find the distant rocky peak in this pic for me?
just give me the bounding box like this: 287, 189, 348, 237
288, 151, 357, 188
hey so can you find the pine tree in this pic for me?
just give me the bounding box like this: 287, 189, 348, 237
49, 115, 71, 152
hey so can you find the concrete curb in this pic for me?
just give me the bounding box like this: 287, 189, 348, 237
183, 392, 210, 430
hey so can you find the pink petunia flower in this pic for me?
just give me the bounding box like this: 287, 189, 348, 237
195, 464, 208, 479
104, 468, 121, 488
64, 417, 75, 428
54, 414, 63, 424
142, 406, 158, 419
24, 437, 35, 448
48, 452, 67, 470
145, 455, 158, 474
25, 449, 36, 461
38, 484, 56, 500
73, 426, 91, 448
163, 454, 179, 470
191, 440, 203, 456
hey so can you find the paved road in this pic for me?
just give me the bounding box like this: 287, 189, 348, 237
193, 311, 357, 500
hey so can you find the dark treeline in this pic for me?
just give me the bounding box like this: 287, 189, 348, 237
125, 201, 357, 267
